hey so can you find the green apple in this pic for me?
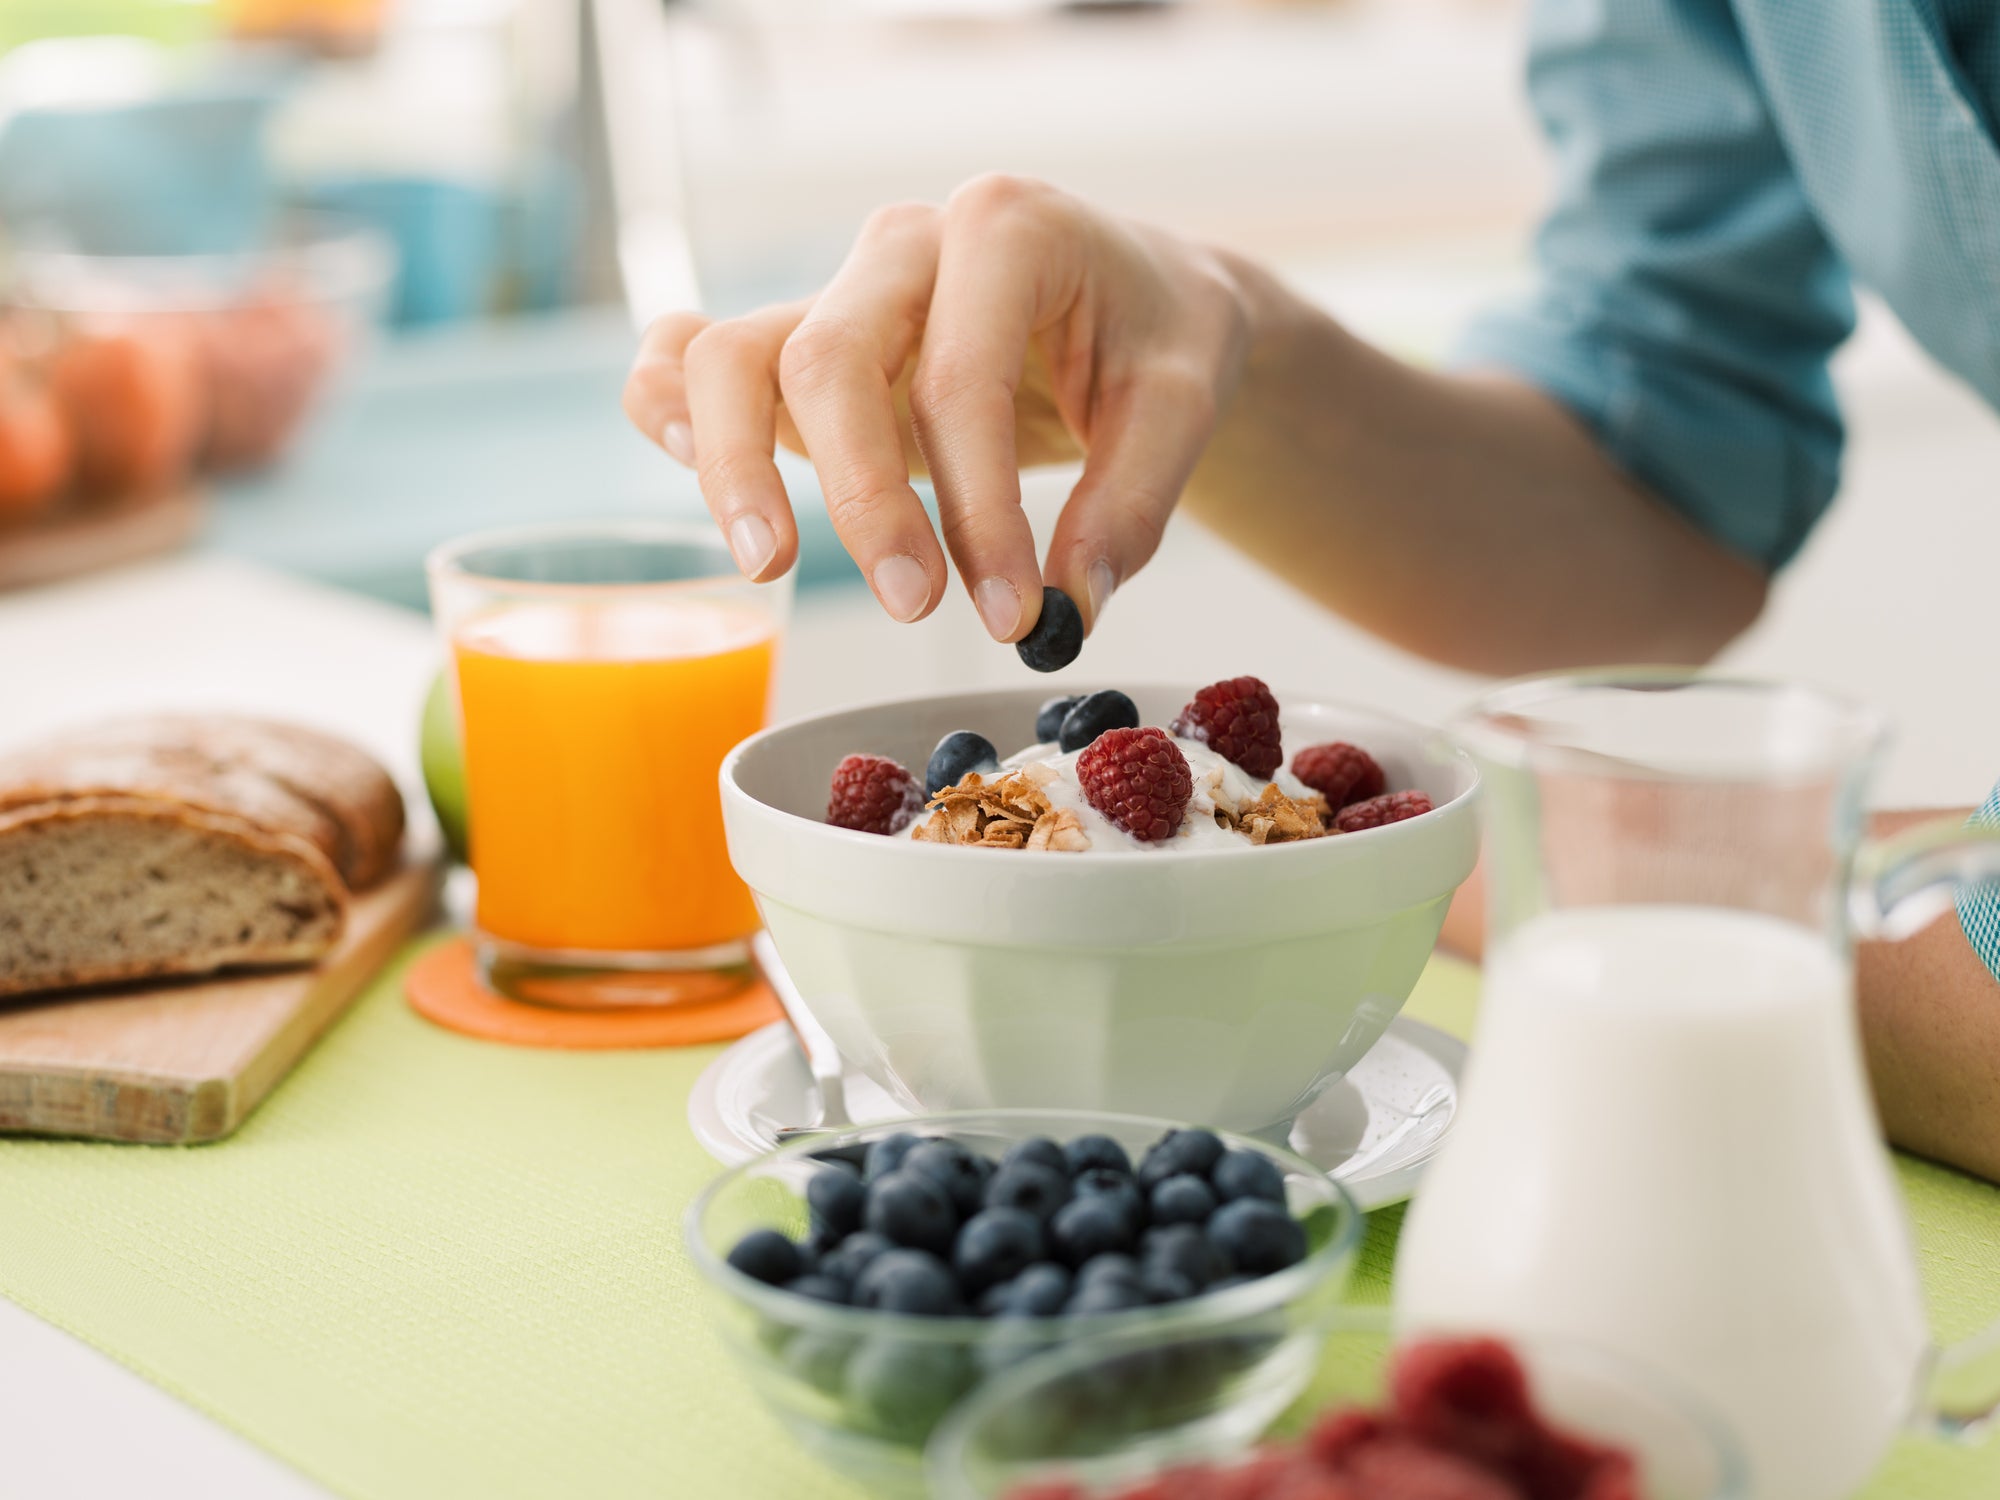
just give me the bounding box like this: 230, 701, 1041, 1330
420, 671, 470, 864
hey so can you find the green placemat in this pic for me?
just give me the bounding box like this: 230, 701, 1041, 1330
1, 941, 1996, 1499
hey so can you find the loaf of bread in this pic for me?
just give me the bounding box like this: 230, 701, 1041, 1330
0, 716, 405, 999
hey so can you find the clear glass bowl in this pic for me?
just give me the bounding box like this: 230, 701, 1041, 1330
928, 1306, 1751, 1500
683, 1110, 1364, 1499
3, 213, 394, 476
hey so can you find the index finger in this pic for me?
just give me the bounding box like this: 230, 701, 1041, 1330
906, 176, 1079, 643
778, 205, 950, 625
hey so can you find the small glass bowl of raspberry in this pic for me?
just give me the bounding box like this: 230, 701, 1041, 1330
928, 1307, 1748, 1500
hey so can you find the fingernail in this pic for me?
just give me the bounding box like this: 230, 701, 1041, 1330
662, 421, 694, 466
1087, 558, 1117, 622
872, 554, 932, 623
973, 576, 1022, 641
728, 513, 776, 578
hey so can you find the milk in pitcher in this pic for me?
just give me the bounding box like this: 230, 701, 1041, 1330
1395, 905, 1929, 1500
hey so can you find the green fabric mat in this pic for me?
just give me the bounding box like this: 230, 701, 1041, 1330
1, 939, 1996, 1499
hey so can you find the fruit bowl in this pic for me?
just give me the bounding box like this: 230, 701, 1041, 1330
928, 1307, 1749, 1500
0, 213, 393, 519
684, 1110, 1363, 1498
720, 683, 1479, 1133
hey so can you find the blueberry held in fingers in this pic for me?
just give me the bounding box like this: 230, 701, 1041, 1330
925, 731, 1001, 798
1015, 587, 1084, 673
1057, 689, 1140, 753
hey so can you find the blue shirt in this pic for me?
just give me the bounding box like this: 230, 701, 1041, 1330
1458, 0, 2000, 570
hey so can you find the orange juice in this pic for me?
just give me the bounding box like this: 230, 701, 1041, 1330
453, 596, 776, 954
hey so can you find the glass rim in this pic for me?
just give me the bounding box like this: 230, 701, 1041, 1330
1451, 666, 1889, 781
927, 1303, 1753, 1500
424, 518, 760, 598
682, 1107, 1364, 1346
6, 210, 395, 312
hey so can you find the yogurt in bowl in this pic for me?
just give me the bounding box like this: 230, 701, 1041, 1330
720, 682, 1478, 1133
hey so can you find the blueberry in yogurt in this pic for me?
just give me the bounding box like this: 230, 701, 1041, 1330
1057, 689, 1140, 753
925, 731, 1000, 799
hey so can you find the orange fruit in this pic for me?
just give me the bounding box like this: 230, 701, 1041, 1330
50, 320, 207, 496
0, 373, 74, 518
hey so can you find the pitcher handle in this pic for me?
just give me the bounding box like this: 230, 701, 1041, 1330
1850, 817, 2000, 943
1850, 815, 2000, 1440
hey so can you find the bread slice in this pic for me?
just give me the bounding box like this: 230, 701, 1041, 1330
0, 796, 347, 999
0, 714, 404, 890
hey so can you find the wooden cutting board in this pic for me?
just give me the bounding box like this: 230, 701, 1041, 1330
0, 488, 207, 593
0, 855, 440, 1144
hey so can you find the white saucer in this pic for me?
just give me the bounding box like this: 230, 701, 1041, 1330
687, 1017, 1465, 1212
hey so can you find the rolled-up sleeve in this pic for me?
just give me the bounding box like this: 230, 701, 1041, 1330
1959, 785, 2000, 988
1456, 0, 1856, 571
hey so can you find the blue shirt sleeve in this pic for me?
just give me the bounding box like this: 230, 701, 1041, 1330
1958, 784, 2000, 988
1455, 0, 1857, 571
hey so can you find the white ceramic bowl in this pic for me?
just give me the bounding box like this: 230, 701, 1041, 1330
720, 684, 1479, 1133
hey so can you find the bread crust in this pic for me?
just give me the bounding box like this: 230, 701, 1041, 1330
0, 795, 348, 998
0, 714, 404, 890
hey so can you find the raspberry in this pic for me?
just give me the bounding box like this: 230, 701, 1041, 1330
1391, 1338, 1536, 1474
825, 753, 923, 834
1215, 1452, 1308, 1500
1333, 790, 1434, 833
1114, 1469, 1239, 1500
1343, 1441, 1523, 1500
1171, 676, 1283, 780
1574, 1455, 1639, 1500
1260, 1465, 1364, 1500
1307, 1407, 1389, 1469
1291, 742, 1387, 810
1515, 1434, 1629, 1500
1076, 727, 1193, 842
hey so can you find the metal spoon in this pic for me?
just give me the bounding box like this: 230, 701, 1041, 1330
751, 930, 849, 1137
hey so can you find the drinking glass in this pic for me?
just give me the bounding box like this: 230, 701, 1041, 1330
427, 521, 791, 1006
1396, 670, 2000, 1500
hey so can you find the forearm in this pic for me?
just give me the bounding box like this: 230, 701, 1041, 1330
1857, 810, 2000, 1184
1184, 257, 1768, 676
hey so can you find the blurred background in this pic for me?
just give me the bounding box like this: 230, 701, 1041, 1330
2, 0, 1996, 806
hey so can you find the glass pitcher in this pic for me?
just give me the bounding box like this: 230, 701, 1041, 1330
1394, 670, 2000, 1500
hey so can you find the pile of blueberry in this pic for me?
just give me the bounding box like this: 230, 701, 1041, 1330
724, 1127, 1309, 1322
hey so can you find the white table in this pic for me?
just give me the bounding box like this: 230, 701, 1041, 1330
0, 556, 436, 1498
9, 275, 2000, 1486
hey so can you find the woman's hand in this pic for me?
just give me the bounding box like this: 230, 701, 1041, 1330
622, 175, 1251, 641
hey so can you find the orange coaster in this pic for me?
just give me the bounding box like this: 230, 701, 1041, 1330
406, 937, 783, 1050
